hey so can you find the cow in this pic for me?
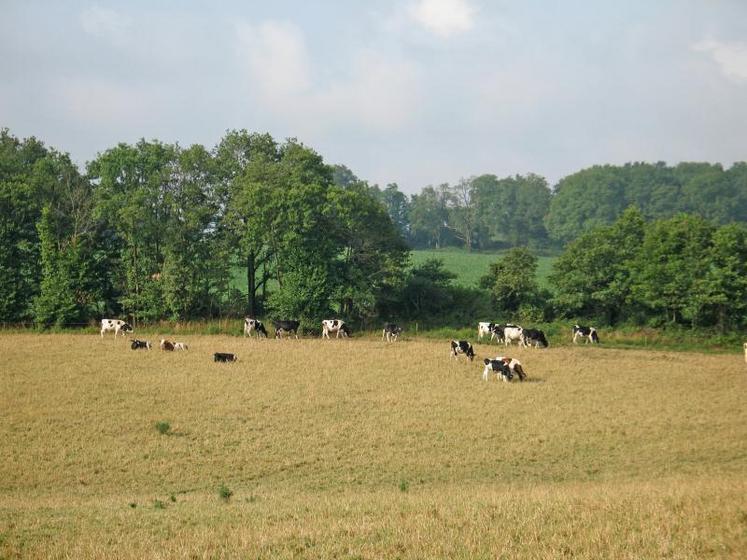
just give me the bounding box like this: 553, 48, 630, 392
130, 339, 151, 350
493, 355, 527, 381
573, 324, 600, 344
450, 340, 475, 361
521, 328, 549, 348
382, 323, 403, 342
214, 352, 238, 363
160, 339, 175, 351
273, 320, 300, 339
173, 342, 188, 351
100, 319, 133, 338
244, 318, 268, 338
478, 322, 494, 340
489, 323, 507, 344
502, 324, 524, 346
322, 319, 351, 339
482, 358, 513, 382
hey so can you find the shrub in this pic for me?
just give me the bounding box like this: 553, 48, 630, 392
155, 421, 171, 435
218, 483, 233, 501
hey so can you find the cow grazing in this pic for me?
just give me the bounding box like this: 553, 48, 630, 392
573, 324, 600, 344
382, 323, 403, 342
489, 323, 506, 344
160, 339, 175, 352
522, 328, 549, 348
244, 317, 268, 338
213, 352, 238, 363
100, 319, 133, 338
322, 319, 351, 339
130, 339, 151, 350
273, 320, 300, 339
493, 356, 527, 381
173, 342, 188, 351
450, 340, 475, 361
502, 324, 524, 346
482, 358, 513, 382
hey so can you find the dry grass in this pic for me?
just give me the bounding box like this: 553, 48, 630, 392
1, 334, 746, 558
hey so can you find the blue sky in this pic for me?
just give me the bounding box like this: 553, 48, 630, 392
2, 1, 746, 192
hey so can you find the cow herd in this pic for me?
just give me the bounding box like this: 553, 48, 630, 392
100, 317, 601, 378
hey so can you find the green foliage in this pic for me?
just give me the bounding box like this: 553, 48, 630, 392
480, 247, 542, 315
218, 483, 233, 501
155, 421, 171, 435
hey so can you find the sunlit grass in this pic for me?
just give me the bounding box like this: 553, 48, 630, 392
1, 334, 745, 558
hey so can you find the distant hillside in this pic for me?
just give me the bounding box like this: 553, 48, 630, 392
410, 249, 556, 290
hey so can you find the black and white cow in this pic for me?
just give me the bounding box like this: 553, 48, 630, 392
214, 352, 238, 363
493, 355, 527, 381
450, 340, 475, 361
173, 342, 188, 351
478, 322, 494, 340
244, 317, 268, 338
130, 339, 151, 350
322, 319, 351, 339
273, 320, 300, 339
482, 358, 513, 382
489, 323, 507, 344
100, 318, 133, 338
502, 324, 524, 346
521, 328, 549, 348
160, 339, 175, 352
382, 323, 403, 342
572, 324, 600, 344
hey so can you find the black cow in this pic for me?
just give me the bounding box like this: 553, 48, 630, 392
482, 358, 513, 382
273, 320, 300, 339
521, 328, 549, 348
244, 317, 269, 338
130, 339, 151, 350
572, 324, 600, 344
489, 323, 507, 344
214, 352, 238, 363
450, 340, 475, 361
382, 323, 403, 342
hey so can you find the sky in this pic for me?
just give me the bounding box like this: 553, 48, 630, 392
1, 0, 746, 192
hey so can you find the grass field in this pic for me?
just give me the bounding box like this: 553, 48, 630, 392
2, 334, 746, 558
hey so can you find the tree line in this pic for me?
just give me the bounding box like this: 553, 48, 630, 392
1, 128, 745, 332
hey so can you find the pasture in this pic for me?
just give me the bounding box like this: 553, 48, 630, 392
1, 334, 746, 558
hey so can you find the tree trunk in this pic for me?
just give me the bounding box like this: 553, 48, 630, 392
247, 252, 256, 317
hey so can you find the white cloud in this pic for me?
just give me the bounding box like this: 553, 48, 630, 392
407, 0, 475, 38
58, 79, 158, 127
79, 5, 132, 45
235, 21, 421, 134
692, 39, 747, 83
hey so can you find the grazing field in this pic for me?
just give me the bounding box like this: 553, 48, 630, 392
1, 334, 746, 559
410, 248, 557, 288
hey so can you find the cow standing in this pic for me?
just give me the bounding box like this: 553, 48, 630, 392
273, 320, 300, 339
493, 355, 527, 381
322, 319, 351, 339
100, 319, 133, 338
482, 359, 513, 382
573, 325, 600, 344
521, 328, 549, 348
244, 318, 269, 338
502, 325, 523, 346
382, 323, 403, 342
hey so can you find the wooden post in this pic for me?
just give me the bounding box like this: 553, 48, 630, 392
744, 342, 747, 364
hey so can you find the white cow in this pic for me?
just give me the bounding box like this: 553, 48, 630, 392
502, 324, 524, 346
100, 319, 133, 338
322, 319, 350, 339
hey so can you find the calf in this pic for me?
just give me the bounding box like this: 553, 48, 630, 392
130, 339, 151, 350
521, 328, 549, 348
493, 355, 527, 381
273, 320, 300, 339
572, 324, 600, 344
244, 317, 268, 338
450, 340, 475, 361
482, 358, 513, 382
160, 339, 175, 352
382, 323, 403, 342
100, 319, 133, 338
213, 352, 238, 363
173, 342, 188, 351
322, 319, 351, 339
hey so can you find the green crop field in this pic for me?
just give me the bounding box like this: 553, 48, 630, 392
410, 248, 557, 289
1, 334, 746, 558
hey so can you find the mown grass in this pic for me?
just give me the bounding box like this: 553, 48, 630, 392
1, 334, 746, 558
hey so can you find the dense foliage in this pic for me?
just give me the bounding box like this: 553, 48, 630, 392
0, 128, 745, 332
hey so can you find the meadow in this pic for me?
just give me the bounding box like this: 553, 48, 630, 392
1, 333, 746, 559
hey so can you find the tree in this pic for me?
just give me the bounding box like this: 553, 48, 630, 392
409, 185, 450, 248
445, 178, 477, 251
480, 247, 541, 317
